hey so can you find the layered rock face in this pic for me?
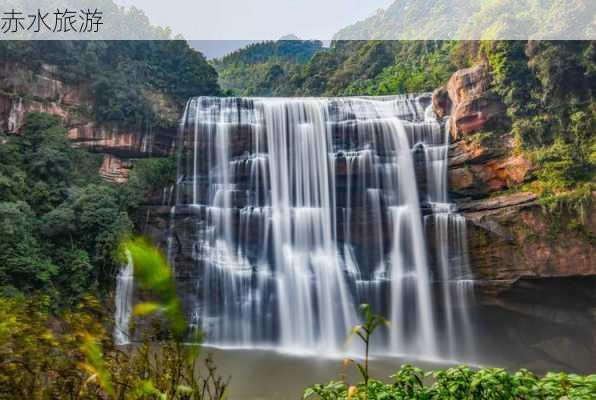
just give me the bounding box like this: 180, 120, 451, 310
434, 64, 595, 372
0, 63, 177, 181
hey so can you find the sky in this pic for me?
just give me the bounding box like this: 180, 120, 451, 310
114, 0, 393, 40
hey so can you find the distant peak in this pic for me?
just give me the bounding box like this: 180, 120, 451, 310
279, 34, 301, 41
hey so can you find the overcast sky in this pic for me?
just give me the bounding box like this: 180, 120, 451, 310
115, 0, 392, 40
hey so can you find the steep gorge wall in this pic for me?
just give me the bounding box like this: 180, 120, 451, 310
435, 64, 595, 371
0, 62, 178, 182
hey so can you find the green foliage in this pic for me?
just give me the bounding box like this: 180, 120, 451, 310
218, 40, 322, 66
332, 0, 593, 42
0, 112, 139, 305
0, 296, 109, 399
341, 42, 457, 96
126, 156, 177, 206
0, 201, 57, 295
304, 364, 596, 400
531, 139, 585, 194
481, 40, 536, 118
216, 41, 458, 97
479, 41, 595, 210
0, 239, 228, 399
306, 300, 595, 400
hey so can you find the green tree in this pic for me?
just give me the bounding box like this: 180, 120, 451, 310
0, 202, 57, 295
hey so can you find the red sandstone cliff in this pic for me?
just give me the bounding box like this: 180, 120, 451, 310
0, 63, 178, 182
433, 63, 595, 297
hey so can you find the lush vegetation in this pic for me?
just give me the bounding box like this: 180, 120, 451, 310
218, 39, 322, 66
0, 112, 174, 306
214, 41, 459, 96
332, 0, 593, 40
304, 365, 596, 400
476, 41, 595, 223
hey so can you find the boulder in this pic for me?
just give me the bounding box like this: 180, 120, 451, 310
433, 64, 505, 139
448, 140, 494, 167
458, 191, 537, 213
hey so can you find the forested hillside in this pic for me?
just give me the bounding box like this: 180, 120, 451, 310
333, 0, 594, 40
213, 39, 322, 96
214, 40, 473, 97
283, 41, 458, 96
0, 111, 177, 304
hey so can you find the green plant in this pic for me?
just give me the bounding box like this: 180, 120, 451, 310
390, 364, 426, 398
346, 304, 389, 399
303, 365, 596, 400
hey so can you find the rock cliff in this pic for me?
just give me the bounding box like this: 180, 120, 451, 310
0, 62, 178, 182
434, 63, 595, 289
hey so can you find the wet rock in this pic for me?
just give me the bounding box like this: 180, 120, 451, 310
472, 275, 596, 374
532, 337, 595, 373
449, 166, 475, 193
100, 154, 132, 183
448, 140, 495, 167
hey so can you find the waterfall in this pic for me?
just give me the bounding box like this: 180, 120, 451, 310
173, 95, 473, 359
421, 116, 475, 360
114, 250, 134, 345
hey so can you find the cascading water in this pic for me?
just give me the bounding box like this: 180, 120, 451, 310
170, 94, 474, 360
420, 118, 475, 360
114, 250, 134, 345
